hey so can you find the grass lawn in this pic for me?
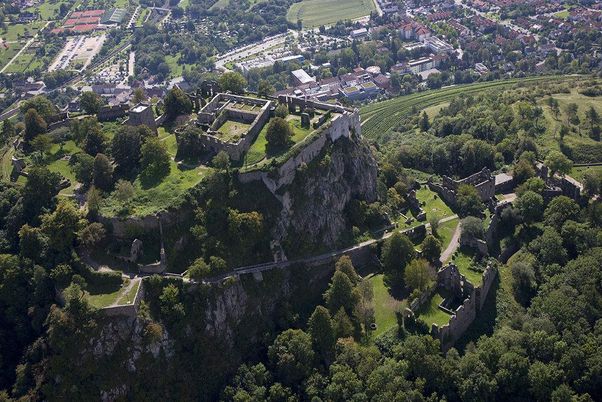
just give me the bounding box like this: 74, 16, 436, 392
368, 273, 403, 337
85, 278, 140, 308
0, 144, 15, 182
0, 45, 21, 71
100, 133, 210, 217
0, 22, 45, 42
45, 140, 83, 195
537, 88, 602, 161
416, 187, 454, 220
436, 218, 458, 254
3, 48, 45, 73
570, 165, 602, 181
287, 0, 376, 27
216, 120, 251, 142
417, 292, 452, 327
554, 9, 570, 19
451, 246, 483, 285
244, 115, 313, 166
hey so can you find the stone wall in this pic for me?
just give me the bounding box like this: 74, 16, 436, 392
432, 168, 496, 206
240, 110, 361, 195
429, 263, 497, 351
198, 93, 272, 161
101, 280, 144, 318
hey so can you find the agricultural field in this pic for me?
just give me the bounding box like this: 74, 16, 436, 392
286, 0, 376, 28
360, 76, 567, 140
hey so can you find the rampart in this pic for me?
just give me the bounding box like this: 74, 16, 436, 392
100, 280, 145, 318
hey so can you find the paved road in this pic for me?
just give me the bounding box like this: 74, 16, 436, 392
440, 222, 461, 263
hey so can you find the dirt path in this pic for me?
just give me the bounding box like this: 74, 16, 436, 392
111, 278, 140, 306
440, 222, 461, 263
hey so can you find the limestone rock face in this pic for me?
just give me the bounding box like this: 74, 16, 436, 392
275, 134, 378, 250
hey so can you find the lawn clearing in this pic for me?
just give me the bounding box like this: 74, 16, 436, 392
436, 218, 459, 254
416, 187, 454, 220
451, 246, 483, 285
287, 0, 376, 28
100, 133, 210, 217
244, 114, 314, 166
85, 278, 140, 309
417, 292, 452, 327
368, 273, 403, 337
570, 165, 602, 181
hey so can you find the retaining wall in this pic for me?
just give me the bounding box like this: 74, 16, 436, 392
101, 280, 144, 318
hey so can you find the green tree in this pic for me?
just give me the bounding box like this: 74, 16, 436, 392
219, 71, 247, 94
545, 151, 572, 176
78, 222, 105, 247
82, 125, 106, 156
164, 87, 193, 119
22, 167, 61, 220
268, 329, 314, 386
20, 95, 56, 119
404, 259, 434, 292
257, 80, 275, 97
421, 235, 442, 262
333, 308, 354, 339
79, 91, 104, 115
114, 179, 135, 202
419, 111, 430, 132
212, 151, 230, 171
266, 117, 293, 149
381, 232, 415, 284
92, 153, 113, 191
334, 255, 360, 285
72, 153, 95, 186
159, 284, 185, 322
30, 134, 52, 158
41, 200, 85, 254
140, 137, 170, 183
1, 118, 15, 143
565, 103, 580, 126
511, 261, 536, 305
582, 170, 601, 196
18, 224, 48, 262
308, 306, 335, 362
188, 258, 210, 280
461, 216, 484, 242
456, 184, 483, 217
86, 186, 102, 213
324, 270, 357, 315
529, 228, 567, 266
513, 159, 535, 184
515, 190, 544, 224
23, 108, 47, 142
274, 104, 289, 118
544, 196, 580, 229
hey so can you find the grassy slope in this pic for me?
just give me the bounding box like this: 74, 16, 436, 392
287, 0, 375, 27
360, 76, 569, 140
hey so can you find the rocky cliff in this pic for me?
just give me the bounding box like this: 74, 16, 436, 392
274, 133, 378, 253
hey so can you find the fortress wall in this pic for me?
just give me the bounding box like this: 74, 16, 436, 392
101, 281, 145, 318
